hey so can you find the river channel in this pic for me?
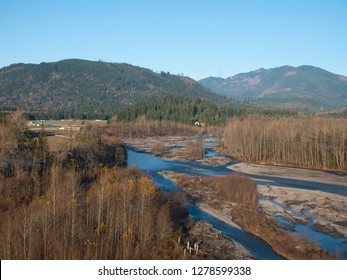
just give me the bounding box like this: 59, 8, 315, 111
127, 142, 347, 259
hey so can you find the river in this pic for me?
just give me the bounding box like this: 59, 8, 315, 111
127, 142, 347, 259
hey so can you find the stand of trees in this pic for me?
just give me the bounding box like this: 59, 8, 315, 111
0, 167, 185, 259
224, 117, 347, 170
115, 95, 225, 125
0, 111, 187, 259
113, 95, 299, 126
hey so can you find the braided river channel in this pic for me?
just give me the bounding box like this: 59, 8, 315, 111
127, 140, 347, 259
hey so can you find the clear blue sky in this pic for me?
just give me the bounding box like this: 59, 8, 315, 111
0, 0, 346, 80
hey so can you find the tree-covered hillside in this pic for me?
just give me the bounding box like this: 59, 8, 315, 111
0, 59, 228, 119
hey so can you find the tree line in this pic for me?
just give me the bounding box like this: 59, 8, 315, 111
223, 116, 347, 170
113, 94, 299, 126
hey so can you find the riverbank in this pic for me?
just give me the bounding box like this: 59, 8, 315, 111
185, 219, 254, 259
228, 162, 347, 186
162, 171, 337, 259
228, 163, 347, 250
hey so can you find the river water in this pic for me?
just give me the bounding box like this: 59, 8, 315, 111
127, 143, 347, 259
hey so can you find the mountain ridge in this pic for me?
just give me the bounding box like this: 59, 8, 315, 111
199, 65, 347, 109
0, 59, 229, 119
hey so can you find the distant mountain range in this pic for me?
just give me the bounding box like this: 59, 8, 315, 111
1, 60, 346, 118
0, 59, 228, 118
199, 65, 347, 110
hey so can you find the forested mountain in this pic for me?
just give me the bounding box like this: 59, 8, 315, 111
0, 59, 228, 119
199, 66, 347, 110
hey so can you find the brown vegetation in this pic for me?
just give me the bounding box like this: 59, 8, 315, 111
107, 117, 224, 139
0, 167, 186, 259
152, 142, 165, 155
108, 117, 203, 138
213, 174, 333, 259
0, 112, 187, 259
185, 140, 205, 159
224, 116, 347, 170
